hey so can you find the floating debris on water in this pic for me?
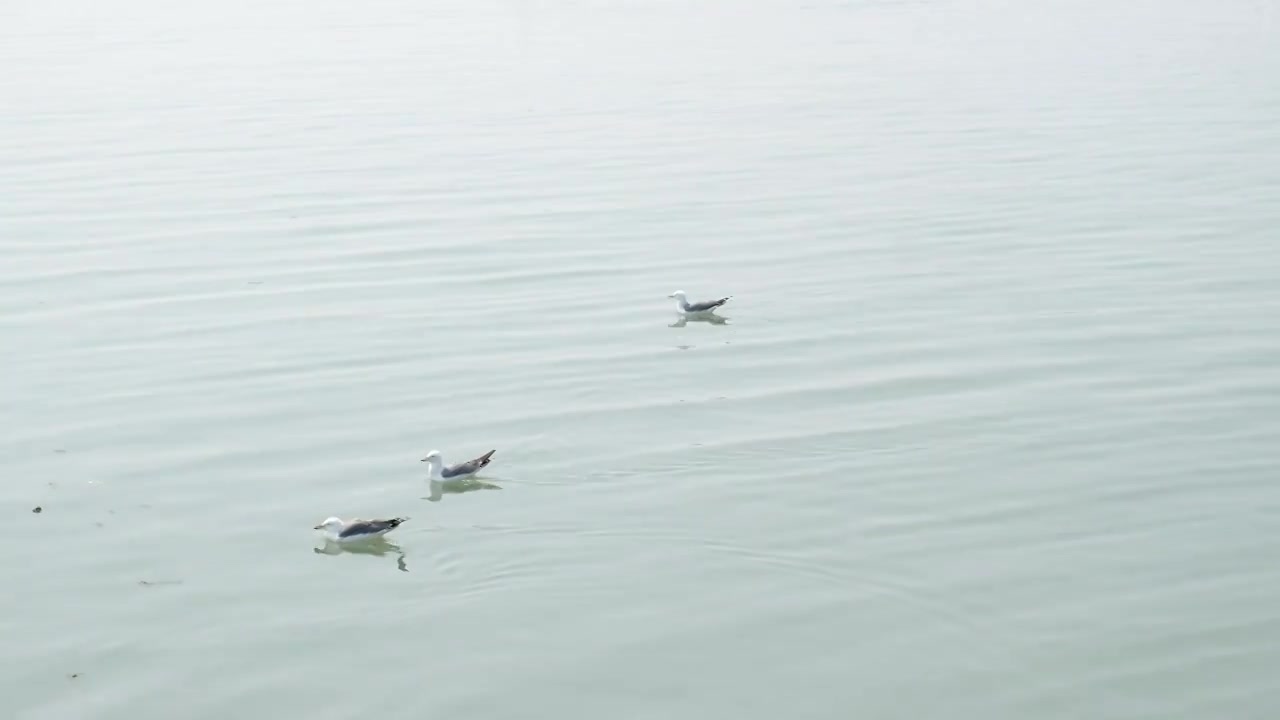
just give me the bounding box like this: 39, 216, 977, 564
32, 506, 42, 514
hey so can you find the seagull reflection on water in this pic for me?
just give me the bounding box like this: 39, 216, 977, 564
426, 477, 502, 503
314, 538, 409, 572
669, 314, 729, 328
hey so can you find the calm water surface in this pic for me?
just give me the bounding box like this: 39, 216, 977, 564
4, 0, 1280, 718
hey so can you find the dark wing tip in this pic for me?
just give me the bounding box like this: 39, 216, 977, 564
371, 518, 407, 533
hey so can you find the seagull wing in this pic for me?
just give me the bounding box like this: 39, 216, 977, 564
442, 449, 497, 478
339, 518, 407, 538
685, 296, 731, 312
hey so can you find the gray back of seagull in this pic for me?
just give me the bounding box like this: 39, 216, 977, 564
340, 518, 404, 538
684, 297, 730, 312
442, 450, 496, 478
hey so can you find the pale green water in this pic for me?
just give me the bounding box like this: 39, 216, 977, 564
4, 0, 1280, 718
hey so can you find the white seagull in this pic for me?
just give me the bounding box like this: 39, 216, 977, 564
421, 449, 497, 480
314, 516, 408, 543
668, 290, 731, 316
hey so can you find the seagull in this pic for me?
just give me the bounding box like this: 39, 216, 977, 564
668, 290, 731, 316
313, 516, 408, 543
420, 449, 496, 481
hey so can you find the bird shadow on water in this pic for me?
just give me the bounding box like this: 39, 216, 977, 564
424, 478, 502, 503
669, 314, 730, 328
314, 539, 410, 572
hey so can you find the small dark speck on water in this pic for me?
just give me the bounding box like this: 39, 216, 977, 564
676, 345, 693, 350
68, 674, 80, 680
54, 449, 66, 454
138, 579, 183, 587
32, 506, 42, 514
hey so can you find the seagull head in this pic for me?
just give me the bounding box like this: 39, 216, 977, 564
420, 450, 442, 464
314, 517, 344, 532
668, 290, 687, 301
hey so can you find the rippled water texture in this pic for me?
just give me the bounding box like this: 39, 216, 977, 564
4, 0, 1280, 718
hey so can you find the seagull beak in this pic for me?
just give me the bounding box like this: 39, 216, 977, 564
313, 524, 323, 530
667, 293, 675, 298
